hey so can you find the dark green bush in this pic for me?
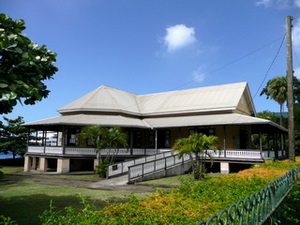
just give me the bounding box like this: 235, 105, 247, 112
0, 170, 4, 180
0, 215, 17, 225
95, 159, 110, 178
267, 182, 300, 225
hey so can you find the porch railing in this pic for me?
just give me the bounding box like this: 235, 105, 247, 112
262, 150, 286, 158
27, 146, 159, 156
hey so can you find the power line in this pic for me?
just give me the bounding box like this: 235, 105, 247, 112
169, 35, 286, 92
231, 33, 286, 124
252, 34, 286, 99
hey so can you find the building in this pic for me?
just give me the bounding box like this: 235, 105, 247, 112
23, 82, 287, 173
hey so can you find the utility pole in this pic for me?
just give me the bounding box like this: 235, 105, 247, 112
286, 16, 295, 162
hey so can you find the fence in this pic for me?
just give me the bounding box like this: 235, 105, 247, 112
197, 167, 300, 225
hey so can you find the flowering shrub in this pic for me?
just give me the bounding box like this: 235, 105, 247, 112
40, 159, 300, 225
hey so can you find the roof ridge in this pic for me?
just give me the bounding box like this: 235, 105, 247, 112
139, 81, 248, 97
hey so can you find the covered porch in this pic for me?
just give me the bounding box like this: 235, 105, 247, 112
23, 112, 287, 174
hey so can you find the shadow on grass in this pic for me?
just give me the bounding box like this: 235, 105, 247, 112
0, 174, 30, 186
0, 194, 126, 225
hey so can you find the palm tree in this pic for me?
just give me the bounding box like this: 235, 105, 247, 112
173, 133, 218, 180
79, 126, 127, 177
260, 76, 287, 126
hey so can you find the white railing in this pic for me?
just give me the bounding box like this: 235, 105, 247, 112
65, 147, 96, 155
27, 146, 161, 157
45, 147, 63, 154
27, 146, 63, 154
107, 150, 172, 178
27, 146, 44, 153
207, 149, 262, 159
262, 150, 286, 159
128, 152, 191, 180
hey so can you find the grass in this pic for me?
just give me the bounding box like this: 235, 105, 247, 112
0, 166, 148, 225
0, 166, 101, 181
1, 159, 300, 225
139, 173, 221, 186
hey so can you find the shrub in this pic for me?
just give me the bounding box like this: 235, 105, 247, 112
95, 159, 110, 178
0, 170, 4, 180
0, 215, 17, 225
39, 159, 300, 224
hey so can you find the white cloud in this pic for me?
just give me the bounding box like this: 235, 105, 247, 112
255, 0, 297, 9
292, 20, 300, 50
164, 24, 196, 52
192, 67, 206, 83
295, 67, 300, 78
256, 0, 272, 7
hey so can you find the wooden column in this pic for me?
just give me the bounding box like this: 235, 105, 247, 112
155, 129, 158, 154
223, 126, 227, 158
130, 130, 133, 155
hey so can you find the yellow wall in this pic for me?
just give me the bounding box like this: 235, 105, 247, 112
169, 125, 252, 150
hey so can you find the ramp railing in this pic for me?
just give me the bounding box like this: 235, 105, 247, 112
107, 150, 172, 178
128, 150, 264, 182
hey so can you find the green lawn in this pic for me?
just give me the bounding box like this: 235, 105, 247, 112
0, 166, 148, 225
139, 173, 221, 186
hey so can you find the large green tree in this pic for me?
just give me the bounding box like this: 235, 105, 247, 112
0, 14, 58, 114
260, 76, 287, 126
79, 126, 128, 177
0, 116, 29, 158
173, 133, 218, 180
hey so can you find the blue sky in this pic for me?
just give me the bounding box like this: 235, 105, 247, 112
1, 0, 300, 123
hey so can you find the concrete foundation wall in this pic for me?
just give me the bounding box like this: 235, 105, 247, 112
129, 161, 192, 184
24, 156, 31, 172
57, 158, 70, 173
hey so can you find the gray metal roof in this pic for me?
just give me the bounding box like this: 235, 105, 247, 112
144, 113, 287, 131
58, 85, 141, 115
58, 82, 253, 116
25, 114, 147, 128
24, 113, 287, 132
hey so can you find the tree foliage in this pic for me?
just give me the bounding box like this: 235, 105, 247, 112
260, 76, 300, 126
173, 133, 218, 180
260, 76, 287, 126
0, 116, 29, 158
0, 14, 58, 114
79, 126, 128, 177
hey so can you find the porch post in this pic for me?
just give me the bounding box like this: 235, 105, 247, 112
36, 131, 38, 145
56, 131, 59, 147
259, 131, 263, 152
155, 129, 158, 154
130, 130, 133, 155
284, 133, 287, 157
267, 134, 270, 157
223, 126, 226, 158
280, 132, 284, 150
62, 126, 66, 155
42, 131, 46, 153
274, 133, 279, 159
